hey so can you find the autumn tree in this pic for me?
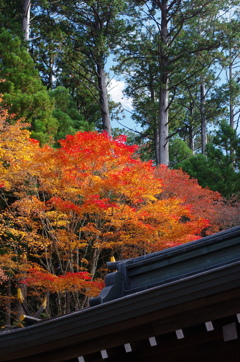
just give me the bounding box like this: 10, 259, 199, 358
0, 97, 215, 324
156, 164, 240, 239
0, 98, 102, 323
0, 268, 7, 284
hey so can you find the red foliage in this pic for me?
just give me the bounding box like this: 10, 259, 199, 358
155, 165, 222, 234
20, 268, 104, 294
1, 107, 236, 318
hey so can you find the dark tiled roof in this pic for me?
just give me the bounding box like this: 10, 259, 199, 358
1, 226, 240, 362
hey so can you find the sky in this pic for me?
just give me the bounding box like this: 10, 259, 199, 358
106, 56, 143, 133
106, 6, 240, 136
107, 78, 135, 129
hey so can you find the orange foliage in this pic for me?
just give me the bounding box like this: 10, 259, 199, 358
155, 165, 240, 234
20, 268, 103, 296
155, 165, 221, 234
0, 97, 233, 320
0, 268, 7, 284
31, 132, 209, 256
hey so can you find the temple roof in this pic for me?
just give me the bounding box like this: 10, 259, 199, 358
1, 226, 240, 362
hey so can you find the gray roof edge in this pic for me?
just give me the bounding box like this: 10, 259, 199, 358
1, 259, 240, 359
107, 225, 240, 271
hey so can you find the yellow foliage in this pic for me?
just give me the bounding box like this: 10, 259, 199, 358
0, 102, 211, 318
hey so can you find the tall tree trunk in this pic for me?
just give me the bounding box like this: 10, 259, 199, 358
90, 247, 102, 279
154, 126, 160, 165
200, 82, 207, 154
158, 84, 169, 165
97, 62, 112, 137
47, 54, 54, 89
157, 0, 169, 166
229, 60, 235, 161
189, 125, 195, 153
189, 103, 195, 152
149, 64, 160, 165
22, 0, 31, 41
229, 61, 234, 129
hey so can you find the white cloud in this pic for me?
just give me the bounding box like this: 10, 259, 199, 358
108, 79, 133, 111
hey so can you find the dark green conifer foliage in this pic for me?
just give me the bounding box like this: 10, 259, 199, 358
178, 122, 240, 197
49, 86, 96, 142
0, 29, 57, 144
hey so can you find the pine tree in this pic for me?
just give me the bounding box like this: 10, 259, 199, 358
117, 0, 234, 165
0, 29, 58, 144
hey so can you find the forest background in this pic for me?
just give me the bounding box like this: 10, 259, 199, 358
0, 0, 240, 328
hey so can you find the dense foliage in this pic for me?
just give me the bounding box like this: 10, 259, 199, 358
178, 121, 240, 197
2, 97, 239, 326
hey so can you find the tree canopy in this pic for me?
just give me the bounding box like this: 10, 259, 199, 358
2, 96, 237, 326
